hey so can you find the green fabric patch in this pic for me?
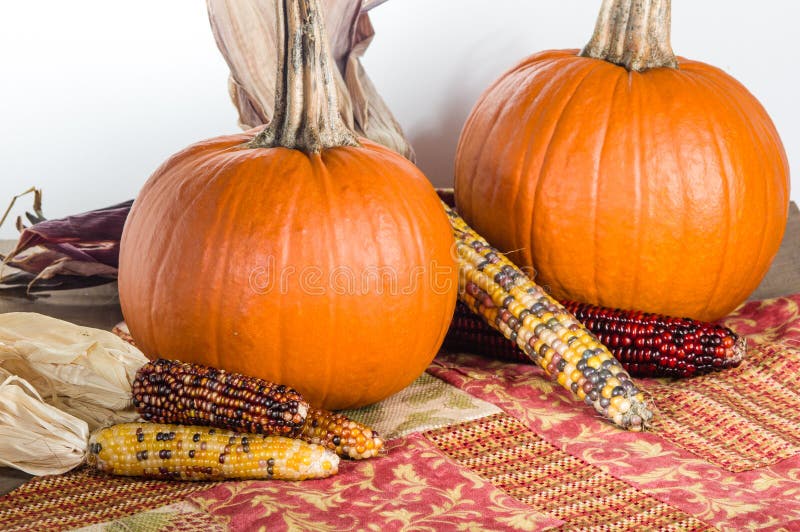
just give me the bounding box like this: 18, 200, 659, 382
340, 372, 500, 440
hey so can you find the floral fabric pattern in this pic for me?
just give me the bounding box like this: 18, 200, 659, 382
428, 351, 800, 530
425, 413, 713, 531
6, 294, 800, 530
648, 342, 800, 471
188, 433, 562, 531
721, 294, 800, 346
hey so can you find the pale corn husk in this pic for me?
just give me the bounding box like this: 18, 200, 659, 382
0, 312, 147, 430
0, 368, 88, 475
207, 0, 415, 160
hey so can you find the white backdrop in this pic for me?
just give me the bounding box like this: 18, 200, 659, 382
1, 0, 797, 239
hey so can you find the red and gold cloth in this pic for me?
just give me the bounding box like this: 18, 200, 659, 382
3, 295, 800, 530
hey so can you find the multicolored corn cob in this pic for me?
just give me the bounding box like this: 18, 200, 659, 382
445, 203, 653, 431
300, 407, 385, 460
445, 301, 745, 379
132, 359, 309, 437
133, 359, 383, 460
87, 422, 339, 481
563, 301, 745, 378
445, 301, 533, 362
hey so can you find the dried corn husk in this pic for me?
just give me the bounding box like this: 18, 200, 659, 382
206, 0, 415, 160
0, 368, 88, 475
0, 191, 132, 295
0, 313, 147, 430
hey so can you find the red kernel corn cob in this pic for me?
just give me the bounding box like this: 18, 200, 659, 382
562, 301, 745, 378
88, 422, 338, 481
444, 301, 532, 362
133, 359, 309, 437
445, 203, 653, 431
300, 407, 385, 460
445, 301, 745, 379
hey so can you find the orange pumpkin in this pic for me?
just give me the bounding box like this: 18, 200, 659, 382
454, 0, 789, 321
118, 0, 457, 409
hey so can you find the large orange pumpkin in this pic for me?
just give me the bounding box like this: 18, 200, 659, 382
454, 0, 789, 321
118, 0, 457, 410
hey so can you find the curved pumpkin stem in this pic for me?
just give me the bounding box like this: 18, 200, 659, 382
249, 0, 359, 153
580, 0, 678, 72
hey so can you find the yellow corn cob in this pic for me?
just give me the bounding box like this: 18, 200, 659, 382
133, 359, 309, 437
444, 203, 654, 431
88, 423, 339, 481
300, 407, 385, 460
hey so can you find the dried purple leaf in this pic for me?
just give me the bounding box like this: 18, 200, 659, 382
1, 199, 132, 295
7, 201, 131, 257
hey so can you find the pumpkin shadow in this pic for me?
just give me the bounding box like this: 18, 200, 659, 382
409, 92, 471, 189
408, 57, 492, 189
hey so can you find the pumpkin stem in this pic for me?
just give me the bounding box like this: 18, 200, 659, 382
580, 0, 678, 72
249, 0, 359, 153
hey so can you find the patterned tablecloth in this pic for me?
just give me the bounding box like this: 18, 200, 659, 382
2, 295, 800, 531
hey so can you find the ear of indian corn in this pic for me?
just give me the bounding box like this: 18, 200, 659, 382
87, 422, 339, 481
132, 359, 309, 437
445, 202, 653, 431
562, 301, 745, 377
300, 407, 385, 460
445, 301, 531, 362
445, 301, 745, 379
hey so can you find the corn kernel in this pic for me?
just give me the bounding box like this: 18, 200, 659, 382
88, 423, 338, 481
299, 408, 384, 460
132, 359, 309, 438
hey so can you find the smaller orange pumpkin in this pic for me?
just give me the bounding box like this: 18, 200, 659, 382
454, 0, 789, 321
118, 0, 457, 409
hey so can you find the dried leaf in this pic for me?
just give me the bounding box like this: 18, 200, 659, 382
0, 187, 41, 231
362, 0, 389, 11
3, 247, 68, 276
29, 256, 118, 281
0, 270, 117, 295
345, 13, 413, 156
1, 200, 132, 294
0, 368, 89, 476
5, 200, 131, 266
0, 312, 148, 476
0, 312, 148, 431
207, 0, 414, 159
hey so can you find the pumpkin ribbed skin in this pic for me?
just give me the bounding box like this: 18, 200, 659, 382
455, 49, 789, 321
119, 132, 457, 410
